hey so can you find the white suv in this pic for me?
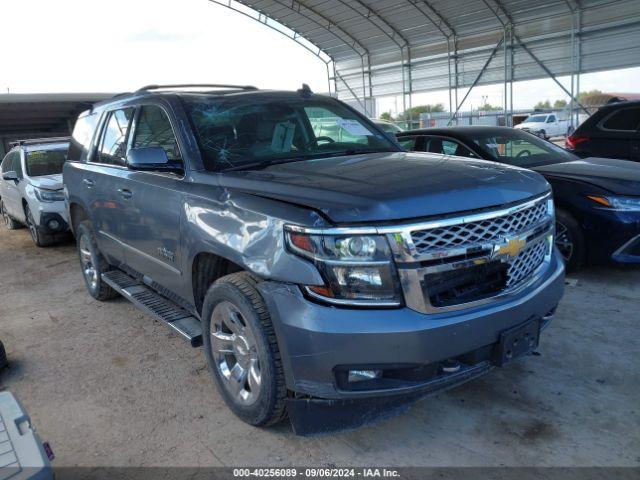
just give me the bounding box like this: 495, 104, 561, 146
0, 138, 70, 246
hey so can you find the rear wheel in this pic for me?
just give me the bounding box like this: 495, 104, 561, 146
25, 205, 53, 247
538, 129, 547, 140
1, 200, 21, 230
555, 208, 586, 272
75, 221, 118, 301
202, 272, 287, 426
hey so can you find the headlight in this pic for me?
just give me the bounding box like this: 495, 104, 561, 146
34, 188, 65, 202
587, 195, 640, 212
285, 227, 402, 306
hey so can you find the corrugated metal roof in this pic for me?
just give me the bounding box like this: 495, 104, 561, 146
225, 0, 640, 107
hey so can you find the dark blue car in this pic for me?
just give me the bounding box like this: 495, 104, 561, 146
397, 126, 640, 271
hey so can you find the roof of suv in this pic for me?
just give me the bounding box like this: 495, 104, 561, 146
9, 137, 70, 153
91, 84, 321, 110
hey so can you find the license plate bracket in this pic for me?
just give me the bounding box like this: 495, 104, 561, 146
494, 317, 540, 366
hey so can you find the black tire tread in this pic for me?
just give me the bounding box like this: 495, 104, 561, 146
77, 221, 119, 301
209, 272, 287, 426
1, 200, 21, 230
556, 208, 586, 272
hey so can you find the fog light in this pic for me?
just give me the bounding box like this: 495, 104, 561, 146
347, 369, 382, 383
47, 219, 60, 230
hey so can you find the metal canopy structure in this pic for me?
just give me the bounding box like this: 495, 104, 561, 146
211, 0, 640, 123
0, 93, 113, 156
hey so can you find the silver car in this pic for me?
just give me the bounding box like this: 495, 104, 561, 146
0, 138, 70, 246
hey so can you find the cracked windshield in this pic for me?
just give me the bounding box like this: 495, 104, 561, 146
183, 95, 397, 171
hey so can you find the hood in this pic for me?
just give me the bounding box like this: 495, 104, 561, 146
220, 152, 549, 224
28, 174, 63, 191
515, 123, 544, 130
532, 157, 640, 195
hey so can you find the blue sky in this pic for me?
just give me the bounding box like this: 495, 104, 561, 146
1, 0, 638, 114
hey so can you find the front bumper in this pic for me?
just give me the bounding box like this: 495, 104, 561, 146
37, 212, 69, 234
581, 208, 640, 264
33, 200, 70, 234
259, 251, 564, 400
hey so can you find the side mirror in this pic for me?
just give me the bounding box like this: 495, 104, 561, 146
126, 147, 182, 173
2, 171, 18, 182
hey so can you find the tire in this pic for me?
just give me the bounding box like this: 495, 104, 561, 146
75, 221, 119, 301
0, 340, 7, 370
538, 129, 547, 140
202, 272, 287, 426
555, 208, 586, 272
25, 205, 53, 247
567, 126, 574, 136
1, 199, 21, 230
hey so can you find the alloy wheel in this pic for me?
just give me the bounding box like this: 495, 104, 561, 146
79, 234, 99, 290
210, 301, 262, 406
26, 208, 38, 243
555, 221, 574, 262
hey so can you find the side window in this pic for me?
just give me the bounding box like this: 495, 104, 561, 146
397, 137, 419, 150
425, 137, 477, 158
132, 105, 182, 167
0, 152, 13, 173
547, 115, 556, 123
13, 152, 24, 178
601, 107, 640, 131
68, 113, 99, 162
96, 109, 134, 166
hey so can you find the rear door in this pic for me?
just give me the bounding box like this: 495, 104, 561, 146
88, 108, 135, 265
118, 103, 186, 294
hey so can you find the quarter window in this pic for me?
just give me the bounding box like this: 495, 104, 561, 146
96, 109, 133, 166
132, 106, 182, 166
601, 107, 640, 131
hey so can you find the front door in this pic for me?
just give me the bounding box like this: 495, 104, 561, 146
118, 104, 185, 295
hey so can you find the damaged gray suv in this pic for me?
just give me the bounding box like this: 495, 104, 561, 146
64, 84, 564, 432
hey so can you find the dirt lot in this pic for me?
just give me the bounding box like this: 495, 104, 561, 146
0, 225, 639, 468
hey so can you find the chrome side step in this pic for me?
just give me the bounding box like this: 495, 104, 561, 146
102, 270, 202, 347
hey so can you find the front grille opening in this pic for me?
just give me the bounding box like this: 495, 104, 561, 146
423, 261, 508, 308
411, 200, 548, 254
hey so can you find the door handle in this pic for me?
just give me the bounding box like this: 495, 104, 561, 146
118, 188, 133, 199
83, 178, 95, 187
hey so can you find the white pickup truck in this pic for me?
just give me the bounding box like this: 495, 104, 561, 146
514, 113, 571, 139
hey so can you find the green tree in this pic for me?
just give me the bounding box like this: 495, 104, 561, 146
397, 104, 444, 120
379, 111, 394, 121
534, 100, 552, 109
476, 103, 502, 111
553, 99, 567, 108
578, 89, 603, 103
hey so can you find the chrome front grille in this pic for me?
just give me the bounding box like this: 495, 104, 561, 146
411, 201, 548, 254
506, 237, 549, 287
387, 194, 554, 314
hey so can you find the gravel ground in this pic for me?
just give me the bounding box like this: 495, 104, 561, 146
0, 225, 639, 468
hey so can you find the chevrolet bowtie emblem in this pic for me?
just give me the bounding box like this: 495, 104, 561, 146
497, 237, 527, 258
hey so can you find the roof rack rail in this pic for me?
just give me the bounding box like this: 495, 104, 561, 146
9, 136, 70, 147
136, 84, 258, 92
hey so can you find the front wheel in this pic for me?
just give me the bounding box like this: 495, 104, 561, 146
25, 205, 53, 247
1, 200, 21, 230
75, 221, 118, 300
202, 272, 287, 426
555, 208, 586, 272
